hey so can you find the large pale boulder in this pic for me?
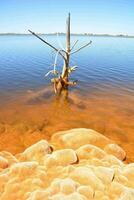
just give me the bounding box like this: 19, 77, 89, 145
109, 182, 134, 200
122, 163, 134, 179
0, 173, 9, 193
69, 166, 104, 190
18, 140, 53, 164
76, 144, 106, 160
51, 128, 110, 149
119, 189, 134, 200
101, 155, 124, 167
60, 178, 77, 194
0, 151, 18, 166
9, 161, 39, 178
77, 185, 94, 199
49, 178, 78, 195
45, 149, 78, 167
0, 156, 8, 169
50, 192, 87, 200
25, 189, 50, 200
104, 144, 126, 161
93, 166, 115, 184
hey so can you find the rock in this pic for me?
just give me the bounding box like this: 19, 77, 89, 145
51, 128, 110, 149
119, 189, 134, 200
93, 166, 115, 184
122, 163, 134, 179
109, 182, 127, 198
104, 144, 126, 161
19, 140, 53, 164
45, 149, 78, 167
60, 178, 77, 194
70, 167, 104, 190
76, 144, 106, 160
49, 178, 78, 195
102, 155, 124, 167
9, 161, 39, 178
0, 151, 18, 166
49, 179, 61, 195
0, 156, 8, 169
114, 174, 128, 186
0, 174, 9, 193
77, 185, 94, 199
26, 190, 50, 200
94, 190, 105, 199
51, 192, 87, 200
66, 192, 88, 200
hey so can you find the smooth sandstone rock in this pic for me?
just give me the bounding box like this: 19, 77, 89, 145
0, 156, 9, 169
122, 163, 134, 179
0, 151, 18, 166
9, 161, 38, 178
60, 178, 77, 194
104, 143, 126, 161
119, 189, 134, 200
19, 140, 53, 164
51, 128, 110, 149
93, 166, 115, 184
25, 189, 50, 200
49, 178, 78, 195
51, 192, 87, 200
76, 144, 106, 160
45, 149, 78, 167
0, 174, 9, 193
70, 167, 104, 191
65, 192, 88, 200
77, 185, 94, 199
102, 154, 124, 167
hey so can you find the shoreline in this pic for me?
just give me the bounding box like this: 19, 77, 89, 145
0, 33, 134, 38
0, 87, 133, 162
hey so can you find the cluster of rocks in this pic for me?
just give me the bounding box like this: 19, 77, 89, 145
0, 128, 133, 200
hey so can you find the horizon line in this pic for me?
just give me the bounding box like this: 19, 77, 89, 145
0, 32, 134, 38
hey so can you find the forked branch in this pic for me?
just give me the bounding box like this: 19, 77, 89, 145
28, 30, 66, 61
70, 40, 79, 51
71, 40, 92, 55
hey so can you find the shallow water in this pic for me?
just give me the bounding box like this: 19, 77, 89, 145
0, 35, 134, 161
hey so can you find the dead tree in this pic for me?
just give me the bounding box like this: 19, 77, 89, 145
28, 13, 92, 95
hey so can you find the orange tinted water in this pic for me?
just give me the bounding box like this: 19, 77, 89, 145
0, 86, 133, 162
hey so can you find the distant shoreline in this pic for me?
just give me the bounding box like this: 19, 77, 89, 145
0, 33, 134, 38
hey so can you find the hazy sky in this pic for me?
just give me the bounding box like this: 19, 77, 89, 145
0, 0, 134, 35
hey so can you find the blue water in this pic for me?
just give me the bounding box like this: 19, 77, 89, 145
0, 35, 134, 103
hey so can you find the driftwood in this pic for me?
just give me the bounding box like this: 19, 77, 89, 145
28, 13, 92, 95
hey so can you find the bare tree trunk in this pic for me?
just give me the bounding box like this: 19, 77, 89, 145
62, 13, 70, 80
55, 13, 71, 95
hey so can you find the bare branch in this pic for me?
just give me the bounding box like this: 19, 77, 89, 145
28, 30, 66, 61
70, 41, 92, 55
70, 40, 79, 51
68, 66, 78, 74
64, 80, 78, 86
57, 33, 65, 51
53, 49, 62, 72
45, 70, 59, 77
53, 79, 58, 94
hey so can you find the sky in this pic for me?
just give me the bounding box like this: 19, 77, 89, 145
0, 0, 134, 35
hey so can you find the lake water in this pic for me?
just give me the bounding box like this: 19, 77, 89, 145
0, 35, 134, 160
